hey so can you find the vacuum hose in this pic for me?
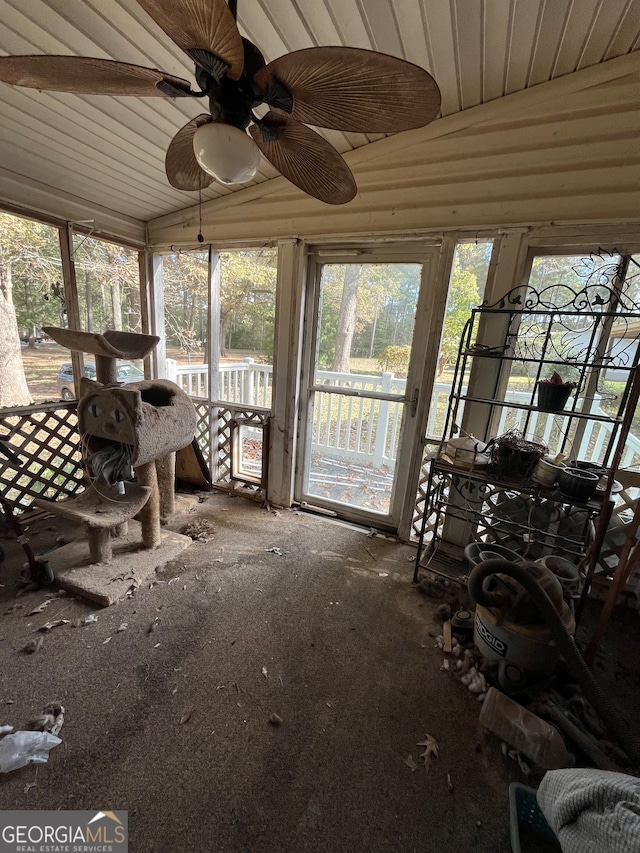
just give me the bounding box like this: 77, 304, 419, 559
468, 559, 640, 768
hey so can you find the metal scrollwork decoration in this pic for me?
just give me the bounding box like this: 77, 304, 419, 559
477, 250, 640, 372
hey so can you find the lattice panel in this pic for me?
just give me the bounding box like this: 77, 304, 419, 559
0, 403, 85, 511
215, 407, 233, 484
191, 399, 269, 499
411, 441, 441, 541
193, 400, 213, 472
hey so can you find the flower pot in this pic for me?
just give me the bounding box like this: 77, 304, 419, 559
532, 457, 564, 486
557, 467, 599, 501
536, 382, 574, 413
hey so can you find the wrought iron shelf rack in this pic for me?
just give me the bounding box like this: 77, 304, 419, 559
414, 252, 640, 583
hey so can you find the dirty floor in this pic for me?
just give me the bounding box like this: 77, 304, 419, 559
0, 490, 636, 853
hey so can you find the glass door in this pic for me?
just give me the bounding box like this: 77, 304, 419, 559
297, 251, 436, 529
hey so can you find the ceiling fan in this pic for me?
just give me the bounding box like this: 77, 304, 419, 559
0, 0, 441, 205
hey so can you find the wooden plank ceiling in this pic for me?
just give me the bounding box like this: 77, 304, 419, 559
0, 0, 638, 226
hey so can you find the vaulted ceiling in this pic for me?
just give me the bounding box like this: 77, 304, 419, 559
0, 0, 638, 229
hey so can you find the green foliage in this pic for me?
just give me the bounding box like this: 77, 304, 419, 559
73, 235, 140, 333
0, 213, 142, 337
317, 263, 421, 370
220, 250, 277, 358
437, 261, 480, 375
162, 249, 278, 360
377, 345, 411, 376
0, 212, 65, 333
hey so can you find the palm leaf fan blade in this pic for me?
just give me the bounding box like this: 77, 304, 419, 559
250, 114, 356, 205
255, 46, 441, 133
137, 0, 244, 80
165, 115, 214, 191
0, 56, 191, 96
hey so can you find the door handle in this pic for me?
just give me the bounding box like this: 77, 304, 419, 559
410, 388, 419, 417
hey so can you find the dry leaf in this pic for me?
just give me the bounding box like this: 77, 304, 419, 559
38, 619, 69, 633
405, 754, 418, 772
179, 708, 194, 725
27, 600, 52, 616
417, 734, 439, 773
261, 666, 268, 678
447, 772, 454, 792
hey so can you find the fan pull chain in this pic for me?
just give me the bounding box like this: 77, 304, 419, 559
197, 187, 204, 244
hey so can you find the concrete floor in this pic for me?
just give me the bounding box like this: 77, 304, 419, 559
0, 490, 634, 852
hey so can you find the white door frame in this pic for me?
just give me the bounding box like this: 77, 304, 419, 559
295, 244, 443, 532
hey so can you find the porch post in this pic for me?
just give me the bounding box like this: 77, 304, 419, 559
208, 248, 221, 481
58, 224, 83, 389
267, 239, 306, 508
145, 252, 166, 379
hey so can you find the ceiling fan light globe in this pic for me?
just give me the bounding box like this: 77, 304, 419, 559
193, 122, 260, 185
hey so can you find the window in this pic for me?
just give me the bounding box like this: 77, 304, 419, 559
427, 240, 494, 438
218, 249, 277, 408
74, 234, 142, 336
0, 211, 65, 406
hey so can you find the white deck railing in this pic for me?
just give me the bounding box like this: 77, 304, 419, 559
170, 359, 640, 470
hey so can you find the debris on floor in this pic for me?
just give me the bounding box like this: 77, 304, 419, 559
0, 730, 62, 773
435, 603, 452, 622
417, 573, 461, 607
405, 754, 418, 772
23, 637, 44, 655
417, 734, 439, 773
38, 619, 69, 633
179, 708, 194, 725
181, 518, 216, 542
26, 702, 64, 736
74, 613, 98, 627
268, 713, 283, 726
27, 600, 53, 616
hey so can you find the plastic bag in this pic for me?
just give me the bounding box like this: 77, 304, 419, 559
0, 731, 61, 773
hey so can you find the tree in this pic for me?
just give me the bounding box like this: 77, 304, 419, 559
73, 235, 140, 333
0, 256, 31, 406
219, 251, 277, 358
377, 345, 411, 375
0, 212, 64, 406
437, 262, 480, 376
332, 264, 362, 372
161, 249, 278, 362
162, 251, 209, 359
